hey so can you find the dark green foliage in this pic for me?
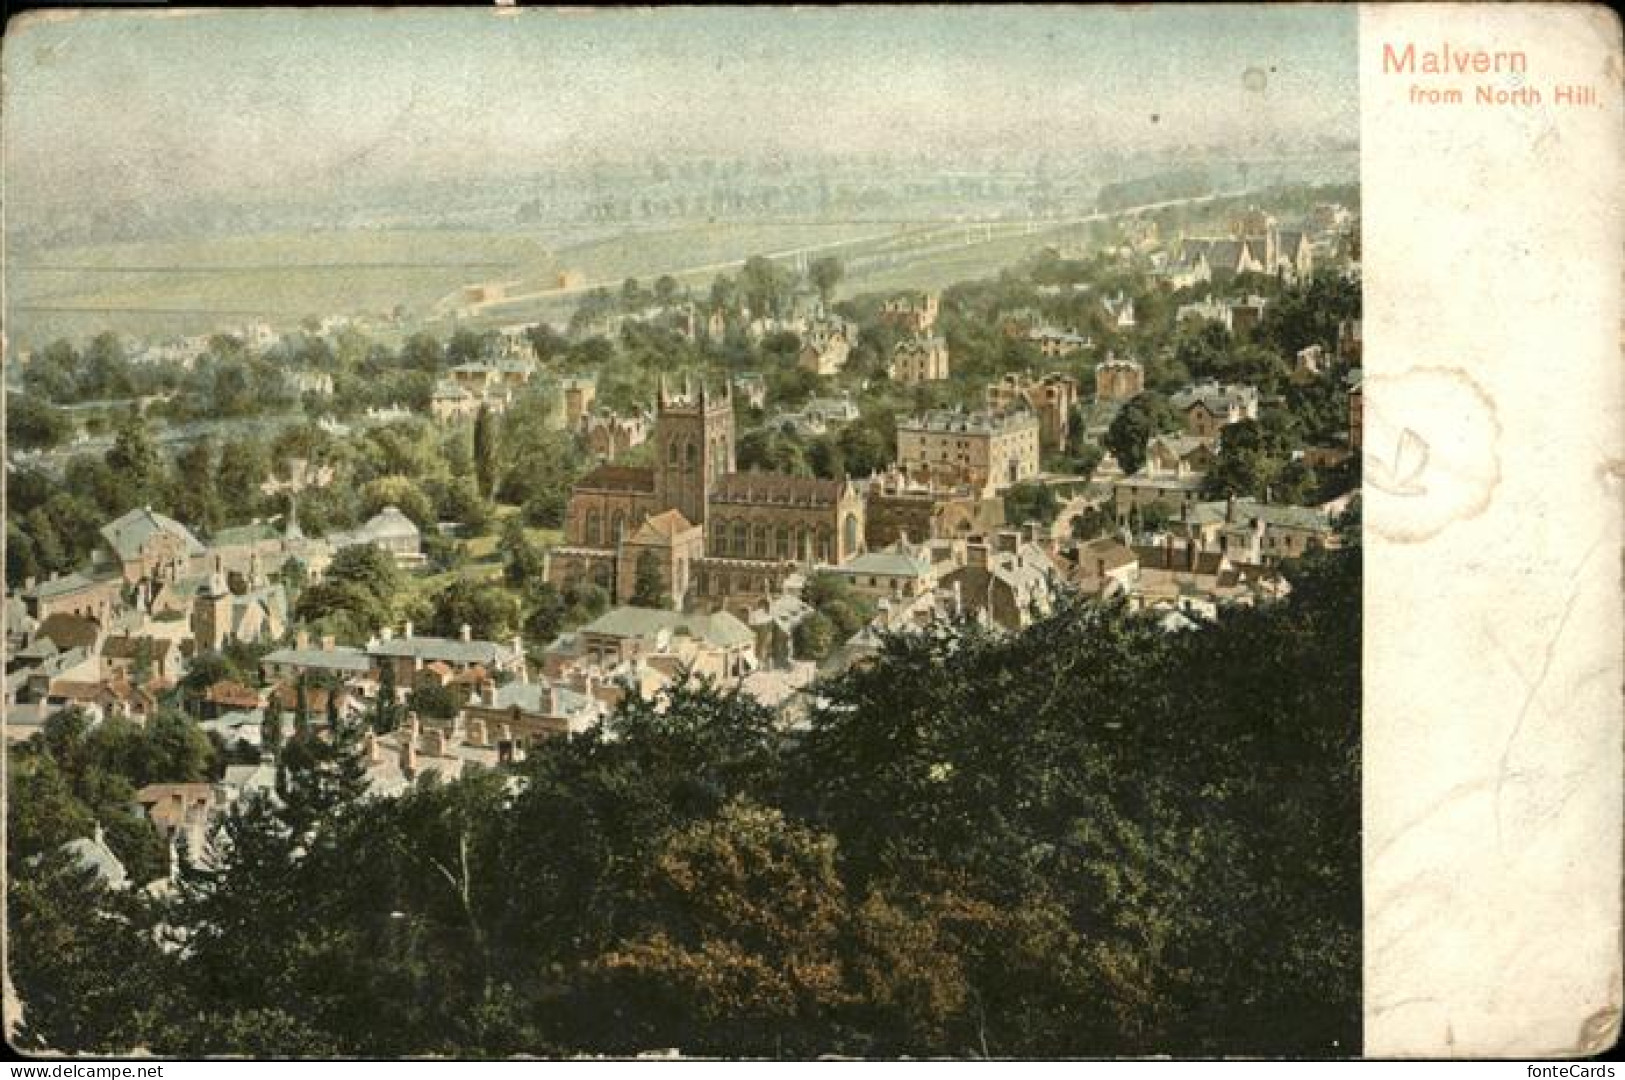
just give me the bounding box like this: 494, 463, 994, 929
1104, 391, 1179, 475
9, 486, 1360, 1058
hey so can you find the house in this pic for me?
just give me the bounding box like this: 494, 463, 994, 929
460, 680, 604, 747
1144, 434, 1217, 479
828, 549, 937, 603
1065, 537, 1140, 597
430, 380, 481, 423
797, 321, 852, 376
878, 291, 939, 334
889, 336, 950, 384
100, 635, 176, 681
261, 635, 375, 682
550, 607, 757, 681
938, 537, 1056, 632
99, 507, 207, 586
1028, 327, 1092, 359
732, 373, 768, 410
60, 825, 129, 891
1093, 355, 1145, 404
134, 783, 220, 862
201, 679, 262, 719
366, 624, 526, 686
1169, 382, 1260, 438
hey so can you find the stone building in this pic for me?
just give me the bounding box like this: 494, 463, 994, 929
704, 473, 865, 567
1093, 355, 1145, 403
896, 408, 1041, 497
1169, 381, 1260, 439
889, 335, 950, 384
863, 471, 1004, 548
986, 372, 1080, 451
878, 291, 939, 334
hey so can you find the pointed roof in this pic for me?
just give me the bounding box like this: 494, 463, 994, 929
100, 508, 205, 563
629, 509, 696, 545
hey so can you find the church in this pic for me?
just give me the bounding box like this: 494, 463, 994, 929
547, 376, 867, 614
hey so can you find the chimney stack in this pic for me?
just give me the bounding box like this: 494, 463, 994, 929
320, 634, 336, 651
363, 730, 381, 765
381, 626, 394, 642
399, 732, 417, 778
296, 629, 311, 650
460, 623, 472, 643
404, 621, 414, 639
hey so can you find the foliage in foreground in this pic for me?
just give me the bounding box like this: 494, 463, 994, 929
8, 546, 1360, 1058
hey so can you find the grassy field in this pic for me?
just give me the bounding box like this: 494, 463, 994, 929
7, 214, 1091, 348
6, 229, 558, 345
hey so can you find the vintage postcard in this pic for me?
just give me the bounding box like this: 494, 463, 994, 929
0, 4, 1617, 1062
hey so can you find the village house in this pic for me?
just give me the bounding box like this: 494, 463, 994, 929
828, 549, 937, 603
1093, 355, 1146, 404
98, 507, 208, 587
878, 291, 939, 334
1170, 381, 1260, 438
1028, 326, 1092, 359
365, 623, 526, 687
459, 680, 604, 748
544, 606, 757, 684
797, 320, 853, 376
1062, 536, 1141, 597
889, 335, 950, 384
261, 634, 375, 683
938, 535, 1057, 632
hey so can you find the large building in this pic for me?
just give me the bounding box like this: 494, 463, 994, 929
551, 378, 866, 610
889, 335, 950, 384
986, 372, 1079, 451
896, 407, 1041, 497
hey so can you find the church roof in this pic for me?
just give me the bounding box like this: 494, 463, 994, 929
576, 464, 657, 494
711, 472, 848, 506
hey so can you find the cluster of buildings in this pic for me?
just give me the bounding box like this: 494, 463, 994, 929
5, 502, 424, 734
430, 356, 538, 423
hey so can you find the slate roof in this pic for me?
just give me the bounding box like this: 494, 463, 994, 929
369, 635, 515, 668
834, 551, 934, 579
581, 607, 754, 650
262, 645, 374, 673
211, 522, 281, 547
101, 508, 205, 563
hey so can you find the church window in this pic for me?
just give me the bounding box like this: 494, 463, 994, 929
585, 510, 602, 547
733, 521, 748, 557
753, 524, 769, 559
775, 526, 791, 560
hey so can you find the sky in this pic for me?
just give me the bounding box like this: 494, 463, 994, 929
3, 6, 1358, 216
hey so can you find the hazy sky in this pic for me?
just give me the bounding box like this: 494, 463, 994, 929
4, 6, 1357, 213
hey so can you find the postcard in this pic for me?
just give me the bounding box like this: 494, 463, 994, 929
0, 3, 1618, 1061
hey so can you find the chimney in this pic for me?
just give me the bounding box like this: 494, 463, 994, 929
427, 728, 448, 757
399, 732, 417, 778
460, 623, 472, 643
320, 634, 336, 651
404, 621, 414, 639
498, 723, 513, 746
296, 629, 311, 650
1187, 538, 1198, 573
1226, 494, 1236, 524
363, 730, 381, 765
381, 626, 394, 642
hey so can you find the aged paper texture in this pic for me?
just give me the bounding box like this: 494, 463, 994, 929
1361, 2, 1624, 1058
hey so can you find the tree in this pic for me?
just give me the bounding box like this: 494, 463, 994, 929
262, 697, 285, 753
428, 577, 520, 641
739, 256, 791, 318
105, 411, 164, 507
7, 394, 73, 450
630, 550, 670, 609
1003, 482, 1061, 528
808, 256, 844, 306
653, 275, 680, 307
1104, 392, 1179, 476
473, 404, 500, 501
374, 662, 400, 734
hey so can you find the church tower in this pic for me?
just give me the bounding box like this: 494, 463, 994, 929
653, 375, 734, 528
